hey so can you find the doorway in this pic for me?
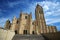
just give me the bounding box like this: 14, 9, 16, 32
32, 31, 35, 34
15, 30, 17, 34
23, 30, 27, 34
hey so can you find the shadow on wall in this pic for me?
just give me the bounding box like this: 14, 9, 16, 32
41, 32, 60, 40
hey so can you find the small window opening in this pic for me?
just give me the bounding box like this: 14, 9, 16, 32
25, 16, 27, 19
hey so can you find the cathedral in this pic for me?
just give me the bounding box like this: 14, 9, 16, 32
4, 4, 57, 35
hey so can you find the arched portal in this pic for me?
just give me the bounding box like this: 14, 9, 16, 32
23, 30, 27, 34
32, 31, 35, 34
15, 30, 17, 34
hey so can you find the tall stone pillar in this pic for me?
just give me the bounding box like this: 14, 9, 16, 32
29, 13, 33, 34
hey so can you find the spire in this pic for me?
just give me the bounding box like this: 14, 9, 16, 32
36, 4, 42, 9
13, 16, 16, 20
37, 4, 40, 7
6, 19, 10, 23
20, 10, 23, 14
19, 10, 23, 18
30, 12, 32, 18
12, 16, 17, 24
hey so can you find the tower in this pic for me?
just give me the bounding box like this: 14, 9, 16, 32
19, 12, 32, 34
35, 4, 46, 34
5, 19, 11, 29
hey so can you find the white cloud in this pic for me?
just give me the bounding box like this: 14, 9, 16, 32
46, 18, 60, 24
8, 2, 20, 7
28, 1, 60, 25
41, 1, 60, 25
45, 12, 52, 16
7, 1, 25, 7
43, 5, 49, 11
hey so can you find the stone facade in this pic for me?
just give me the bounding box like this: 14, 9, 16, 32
4, 4, 57, 35
0, 29, 15, 40
47, 26, 57, 33
19, 13, 32, 34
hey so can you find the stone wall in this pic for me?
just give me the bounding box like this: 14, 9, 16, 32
0, 29, 15, 40
46, 26, 57, 33
19, 13, 32, 34
42, 32, 60, 40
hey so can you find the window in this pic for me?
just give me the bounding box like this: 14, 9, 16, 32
39, 11, 41, 13
23, 30, 27, 34
9, 21, 10, 23
25, 16, 27, 19
39, 11, 42, 14
17, 21, 19, 24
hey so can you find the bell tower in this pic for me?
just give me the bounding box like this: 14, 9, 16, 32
35, 4, 46, 34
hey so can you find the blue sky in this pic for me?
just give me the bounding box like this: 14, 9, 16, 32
0, 0, 60, 31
